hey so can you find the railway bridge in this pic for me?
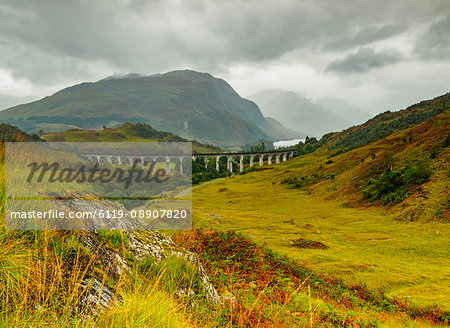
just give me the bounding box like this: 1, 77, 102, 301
86, 149, 298, 174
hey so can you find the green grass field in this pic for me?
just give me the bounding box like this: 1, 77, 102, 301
192, 160, 450, 309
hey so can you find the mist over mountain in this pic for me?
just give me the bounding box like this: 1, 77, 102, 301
262, 116, 306, 140
249, 90, 366, 137
315, 97, 371, 125
0, 70, 302, 147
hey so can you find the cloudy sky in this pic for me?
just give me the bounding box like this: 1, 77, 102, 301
0, 0, 449, 114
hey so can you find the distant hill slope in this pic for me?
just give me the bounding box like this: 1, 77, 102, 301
43, 122, 221, 153
0, 123, 43, 142
249, 90, 351, 138
329, 92, 450, 152
277, 92, 450, 219
0, 70, 301, 147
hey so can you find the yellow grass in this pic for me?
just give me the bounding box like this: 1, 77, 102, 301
192, 158, 450, 309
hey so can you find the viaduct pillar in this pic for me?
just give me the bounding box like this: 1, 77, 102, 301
178, 156, 184, 175
227, 155, 233, 173
165, 156, 171, 174
249, 155, 255, 167
215, 155, 220, 172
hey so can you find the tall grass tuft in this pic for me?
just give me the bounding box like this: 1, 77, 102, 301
96, 276, 196, 328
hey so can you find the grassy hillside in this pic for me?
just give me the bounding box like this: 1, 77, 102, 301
0, 70, 302, 147
188, 97, 449, 312
43, 122, 221, 153
329, 93, 450, 152
287, 106, 449, 218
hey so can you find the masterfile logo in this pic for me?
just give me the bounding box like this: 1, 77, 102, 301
5, 142, 192, 231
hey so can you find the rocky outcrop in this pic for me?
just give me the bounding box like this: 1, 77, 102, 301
81, 231, 130, 277
51, 198, 151, 230
126, 231, 222, 305
59, 198, 229, 319
78, 278, 118, 319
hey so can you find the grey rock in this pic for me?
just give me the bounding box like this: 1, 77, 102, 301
78, 278, 118, 319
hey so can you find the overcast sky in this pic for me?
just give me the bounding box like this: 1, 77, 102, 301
0, 0, 449, 114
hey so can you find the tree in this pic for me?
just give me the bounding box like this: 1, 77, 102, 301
384, 151, 394, 172
430, 149, 438, 159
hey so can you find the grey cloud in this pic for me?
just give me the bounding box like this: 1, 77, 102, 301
0, 0, 447, 86
325, 47, 403, 73
415, 14, 450, 60
323, 24, 406, 51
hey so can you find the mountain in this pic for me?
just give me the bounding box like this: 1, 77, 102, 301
316, 97, 371, 125
248, 90, 351, 138
262, 116, 306, 140
0, 70, 298, 147
0, 95, 39, 111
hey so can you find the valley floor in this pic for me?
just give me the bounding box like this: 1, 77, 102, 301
192, 170, 450, 309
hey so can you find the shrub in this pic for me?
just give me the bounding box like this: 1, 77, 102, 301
281, 175, 324, 189
430, 149, 438, 159
289, 238, 328, 249
443, 135, 450, 148
404, 159, 432, 185
362, 160, 432, 205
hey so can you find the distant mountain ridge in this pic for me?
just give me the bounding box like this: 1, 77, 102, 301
249, 90, 370, 137
0, 70, 304, 147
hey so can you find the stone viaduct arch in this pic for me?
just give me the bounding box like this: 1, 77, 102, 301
86, 150, 298, 175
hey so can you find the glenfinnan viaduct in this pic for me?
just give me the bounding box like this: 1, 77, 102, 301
86, 150, 298, 174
